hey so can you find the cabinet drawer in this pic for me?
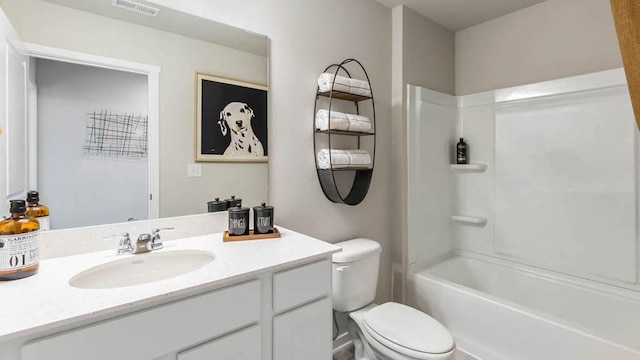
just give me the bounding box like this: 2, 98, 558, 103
22, 280, 261, 360
273, 259, 331, 313
177, 325, 261, 360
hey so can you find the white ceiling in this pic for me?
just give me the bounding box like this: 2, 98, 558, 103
376, 0, 547, 31
39, 0, 268, 56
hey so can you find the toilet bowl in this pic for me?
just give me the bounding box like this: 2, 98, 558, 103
332, 239, 455, 360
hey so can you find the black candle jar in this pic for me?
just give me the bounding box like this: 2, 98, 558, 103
207, 198, 227, 212
228, 204, 250, 236
224, 195, 242, 209
253, 202, 274, 234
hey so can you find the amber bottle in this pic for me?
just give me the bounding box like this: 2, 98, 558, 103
0, 200, 40, 280
26, 191, 50, 231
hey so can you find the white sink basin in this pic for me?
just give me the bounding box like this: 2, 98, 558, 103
69, 250, 215, 289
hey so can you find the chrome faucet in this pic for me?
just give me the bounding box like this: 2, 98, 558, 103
105, 227, 174, 255
149, 227, 174, 251
104, 233, 134, 255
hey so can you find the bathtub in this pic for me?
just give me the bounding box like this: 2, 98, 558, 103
407, 252, 640, 360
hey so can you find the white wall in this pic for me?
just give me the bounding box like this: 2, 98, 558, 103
410, 69, 640, 292
0, 0, 269, 218
36, 59, 148, 229
407, 86, 455, 266
455, 0, 622, 95
453, 70, 640, 290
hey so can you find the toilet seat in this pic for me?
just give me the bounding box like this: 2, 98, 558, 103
362, 302, 455, 359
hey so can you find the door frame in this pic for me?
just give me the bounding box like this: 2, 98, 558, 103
27, 79, 37, 191
24, 43, 161, 219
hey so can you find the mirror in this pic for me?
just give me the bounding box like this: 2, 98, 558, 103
0, 0, 269, 229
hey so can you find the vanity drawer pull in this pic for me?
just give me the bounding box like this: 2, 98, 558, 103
273, 260, 331, 313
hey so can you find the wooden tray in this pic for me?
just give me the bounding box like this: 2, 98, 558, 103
223, 227, 281, 242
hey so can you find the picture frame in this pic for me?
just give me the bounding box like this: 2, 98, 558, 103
195, 73, 268, 162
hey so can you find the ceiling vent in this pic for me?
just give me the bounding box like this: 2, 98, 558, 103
112, 0, 160, 17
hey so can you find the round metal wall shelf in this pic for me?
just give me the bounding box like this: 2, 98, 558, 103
313, 58, 376, 206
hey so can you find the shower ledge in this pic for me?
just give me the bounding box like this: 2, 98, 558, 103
451, 214, 487, 225
450, 163, 488, 173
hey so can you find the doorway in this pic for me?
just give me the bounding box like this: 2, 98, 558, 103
25, 44, 160, 229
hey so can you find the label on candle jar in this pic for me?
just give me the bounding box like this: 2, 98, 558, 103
258, 216, 271, 227
230, 218, 247, 229
229, 215, 249, 235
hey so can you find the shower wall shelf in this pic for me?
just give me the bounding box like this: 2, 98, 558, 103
451, 214, 487, 225
450, 163, 488, 173
313, 58, 376, 206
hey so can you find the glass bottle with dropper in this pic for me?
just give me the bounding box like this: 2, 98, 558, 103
0, 200, 40, 281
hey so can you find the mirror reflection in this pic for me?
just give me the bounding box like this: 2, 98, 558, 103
0, 0, 269, 230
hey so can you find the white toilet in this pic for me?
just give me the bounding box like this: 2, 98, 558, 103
332, 238, 455, 360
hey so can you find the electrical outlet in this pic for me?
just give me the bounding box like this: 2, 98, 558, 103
187, 164, 202, 177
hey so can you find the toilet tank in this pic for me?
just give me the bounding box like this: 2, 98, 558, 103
332, 238, 382, 312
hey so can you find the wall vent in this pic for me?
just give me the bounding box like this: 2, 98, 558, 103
112, 0, 159, 17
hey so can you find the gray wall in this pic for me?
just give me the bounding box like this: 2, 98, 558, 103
36, 59, 148, 229
456, 0, 622, 95
402, 6, 456, 95
391, 5, 455, 301
147, 0, 395, 303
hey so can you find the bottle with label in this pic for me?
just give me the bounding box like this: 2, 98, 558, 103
456, 138, 468, 164
0, 200, 40, 281
26, 191, 50, 231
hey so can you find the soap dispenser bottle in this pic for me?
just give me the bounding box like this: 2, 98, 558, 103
0, 200, 40, 280
26, 191, 50, 231
456, 138, 468, 164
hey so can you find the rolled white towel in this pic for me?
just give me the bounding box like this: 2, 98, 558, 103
315, 109, 349, 131
345, 113, 372, 133
349, 78, 372, 97
317, 149, 372, 170
346, 149, 372, 167
317, 149, 349, 169
318, 73, 350, 93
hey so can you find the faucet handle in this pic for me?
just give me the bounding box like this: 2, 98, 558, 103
104, 232, 133, 255
104, 232, 129, 243
150, 227, 174, 250
152, 227, 174, 235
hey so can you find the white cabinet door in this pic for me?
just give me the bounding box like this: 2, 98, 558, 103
0, 6, 28, 216
273, 297, 332, 360
177, 325, 260, 360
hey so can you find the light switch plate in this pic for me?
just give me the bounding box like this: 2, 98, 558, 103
187, 164, 202, 177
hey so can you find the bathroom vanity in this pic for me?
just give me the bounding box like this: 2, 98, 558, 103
0, 224, 339, 360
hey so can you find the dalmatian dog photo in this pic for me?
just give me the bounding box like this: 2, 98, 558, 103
196, 73, 267, 161
217, 102, 264, 156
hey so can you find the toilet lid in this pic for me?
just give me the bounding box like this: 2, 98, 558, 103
363, 302, 454, 355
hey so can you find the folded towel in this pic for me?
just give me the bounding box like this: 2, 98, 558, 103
317, 73, 372, 97
318, 73, 350, 93
317, 149, 372, 170
316, 110, 372, 133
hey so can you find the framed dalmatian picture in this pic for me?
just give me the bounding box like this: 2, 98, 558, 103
195, 73, 268, 162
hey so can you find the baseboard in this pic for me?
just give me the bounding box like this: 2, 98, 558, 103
333, 334, 354, 360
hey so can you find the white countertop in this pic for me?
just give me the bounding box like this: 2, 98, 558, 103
0, 227, 340, 342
